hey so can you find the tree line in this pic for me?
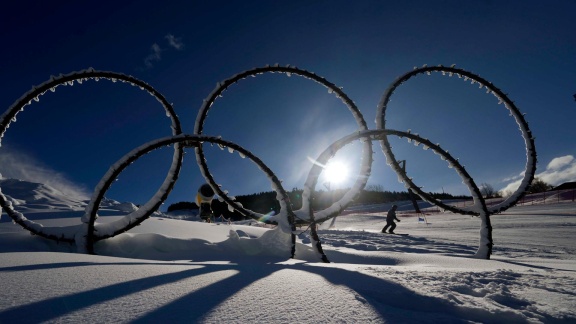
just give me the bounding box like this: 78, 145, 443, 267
167, 187, 469, 221
168, 178, 555, 221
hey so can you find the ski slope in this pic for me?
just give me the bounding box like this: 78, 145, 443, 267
1, 198, 575, 323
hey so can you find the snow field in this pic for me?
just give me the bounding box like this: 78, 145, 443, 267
1, 202, 575, 322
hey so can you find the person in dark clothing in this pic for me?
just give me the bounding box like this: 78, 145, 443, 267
381, 204, 400, 234
197, 183, 215, 223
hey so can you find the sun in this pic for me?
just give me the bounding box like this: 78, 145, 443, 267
324, 161, 349, 184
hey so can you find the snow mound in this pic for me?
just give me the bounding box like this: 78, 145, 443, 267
100, 198, 138, 213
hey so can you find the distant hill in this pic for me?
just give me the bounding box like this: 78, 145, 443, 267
0, 178, 137, 213
553, 182, 576, 191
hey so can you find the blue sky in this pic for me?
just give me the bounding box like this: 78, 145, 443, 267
1, 0, 575, 209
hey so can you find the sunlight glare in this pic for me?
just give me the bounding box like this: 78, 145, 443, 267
324, 161, 349, 184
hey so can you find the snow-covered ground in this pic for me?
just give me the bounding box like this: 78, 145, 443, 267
1, 182, 575, 323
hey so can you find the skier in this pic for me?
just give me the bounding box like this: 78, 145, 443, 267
381, 204, 401, 234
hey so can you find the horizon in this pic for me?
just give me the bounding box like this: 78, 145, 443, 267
3, 176, 573, 215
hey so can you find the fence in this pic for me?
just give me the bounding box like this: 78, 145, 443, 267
395, 188, 576, 216
516, 188, 576, 206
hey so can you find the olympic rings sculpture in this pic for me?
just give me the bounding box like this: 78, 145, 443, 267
0, 64, 536, 261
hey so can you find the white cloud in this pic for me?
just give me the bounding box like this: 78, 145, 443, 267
501, 172, 524, 183
547, 155, 574, 171
142, 34, 184, 69
499, 155, 576, 195
144, 43, 162, 68
165, 34, 184, 50
0, 147, 90, 200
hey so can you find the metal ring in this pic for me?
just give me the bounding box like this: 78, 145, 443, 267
307, 129, 493, 258
0, 69, 183, 243
377, 65, 536, 215
80, 134, 293, 254
193, 65, 372, 224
